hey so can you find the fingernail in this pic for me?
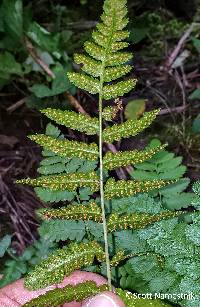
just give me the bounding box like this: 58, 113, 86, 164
82, 291, 125, 307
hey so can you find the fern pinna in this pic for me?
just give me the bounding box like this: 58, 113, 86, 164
17, 0, 188, 306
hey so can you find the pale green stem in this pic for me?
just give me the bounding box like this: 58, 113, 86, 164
99, 93, 112, 291
98, 3, 117, 292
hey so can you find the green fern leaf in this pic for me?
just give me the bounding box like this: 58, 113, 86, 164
103, 144, 166, 170
68, 72, 100, 94
103, 79, 137, 100
29, 134, 98, 161
84, 41, 132, 65
23, 281, 109, 307
39, 220, 86, 242
41, 108, 99, 135
104, 178, 171, 199
68, 0, 135, 101
25, 241, 105, 290
37, 202, 103, 223
35, 187, 75, 203
103, 109, 160, 143
107, 211, 184, 232
74, 54, 132, 82
17, 172, 99, 192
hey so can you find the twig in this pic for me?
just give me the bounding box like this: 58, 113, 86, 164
6, 97, 26, 113
159, 105, 189, 115
64, 92, 88, 115
165, 23, 195, 71
25, 38, 55, 79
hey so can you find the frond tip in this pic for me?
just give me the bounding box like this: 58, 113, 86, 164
67, 0, 135, 100
104, 178, 173, 199
24, 281, 109, 307
25, 241, 105, 290
17, 172, 99, 192
37, 202, 103, 223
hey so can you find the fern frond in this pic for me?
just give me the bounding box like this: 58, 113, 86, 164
37, 202, 102, 223
24, 281, 109, 307
103, 109, 160, 143
104, 178, 172, 199
107, 211, 184, 232
41, 108, 99, 135
68, 0, 135, 101
17, 172, 99, 192
103, 144, 166, 170
29, 134, 98, 161
25, 241, 105, 290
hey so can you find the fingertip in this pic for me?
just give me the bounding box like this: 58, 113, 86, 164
82, 291, 126, 307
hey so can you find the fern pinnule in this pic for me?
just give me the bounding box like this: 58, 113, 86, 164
41, 108, 99, 135
25, 242, 105, 290
24, 281, 109, 307
103, 144, 167, 170
107, 211, 184, 232
104, 178, 173, 199
17, 172, 99, 192
37, 202, 102, 222
103, 109, 160, 143
29, 134, 98, 161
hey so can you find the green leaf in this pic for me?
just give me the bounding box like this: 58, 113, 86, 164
125, 99, 146, 119
103, 145, 165, 170
25, 241, 105, 290
114, 230, 149, 254
37, 202, 102, 223
34, 187, 75, 203
129, 27, 148, 44
192, 115, 200, 133
0, 52, 22, 77
192, 37, 200, 53
0, 235, 11, 257
103, 79, 136, 100
41, 108, 99, 135
107, 211, 183, 232
2, 0, 23, 41
29, 70, 72, 98
105, 178, 171, 199
17, 171, 99, 192
189, 88, 200, 100
103, 110, 160, 143
23, 281, 108, 307
68, 72, 100, 95
0, 260, 22, 288
39, 220, 86, 242
29, 134, 98, 161
26, 22, 60, 55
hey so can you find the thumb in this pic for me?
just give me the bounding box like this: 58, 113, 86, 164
82, 291, 125, 307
